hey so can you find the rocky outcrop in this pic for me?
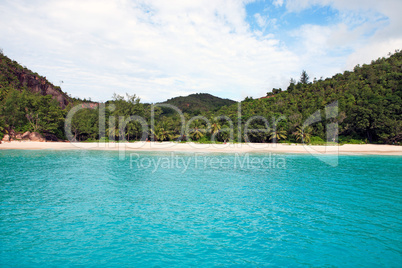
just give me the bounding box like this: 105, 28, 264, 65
1, 131, 47, 142
16, 72, 70, 108
0, 54, 71, 109
28, 132, 45, 142
21, 131, 30, 140
2, 134, 10, 142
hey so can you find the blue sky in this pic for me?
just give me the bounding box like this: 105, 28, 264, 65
246, 2, 343, 52
0, 0, 400, 103
246, 1, 338, 31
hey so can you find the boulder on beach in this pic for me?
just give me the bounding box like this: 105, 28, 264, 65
28, 132, 45, 142
21, 131, 31, 140
2, 134, 10, 142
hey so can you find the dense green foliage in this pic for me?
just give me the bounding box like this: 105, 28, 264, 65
0, 53, 68, 102
0, 53, 69, 139
161, 93, 236, 115
0, 89, 66, 139
0, 50, 401, 144
220, 50, 402, 144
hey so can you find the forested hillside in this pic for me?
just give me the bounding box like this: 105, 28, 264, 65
0, 50, 401, 144
217, 50, 402, 144
161, 93, 236, 114
0, 52, 70, 108
0, 52, 70, 140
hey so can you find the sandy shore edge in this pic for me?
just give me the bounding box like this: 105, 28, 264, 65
0, 141, 401, 155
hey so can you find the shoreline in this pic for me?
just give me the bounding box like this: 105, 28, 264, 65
0, 141, 401, 156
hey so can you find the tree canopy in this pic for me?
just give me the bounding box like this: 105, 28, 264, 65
1, 50, 401, 144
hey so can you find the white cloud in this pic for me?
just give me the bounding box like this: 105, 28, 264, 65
254, 13, 278, 31
0, 0, 400, 103
0, 0, 299, 102
285, 0, 402, 68
254, 13, 267, 28
273, 0, 284, 7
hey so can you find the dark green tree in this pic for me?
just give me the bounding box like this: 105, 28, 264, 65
300, 70, 309, 84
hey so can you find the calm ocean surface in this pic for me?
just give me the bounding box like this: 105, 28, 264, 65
0, 150, 401, 267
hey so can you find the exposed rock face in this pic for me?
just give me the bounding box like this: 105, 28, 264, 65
0, 54, 71, 109
16, 72, 70, 108
21, 131, 30, 140
2, 134, 10, 142
28, 132, 45, 142
1, 130, 60, 142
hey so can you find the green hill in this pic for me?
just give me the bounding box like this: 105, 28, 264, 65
0, 52, 71, 108
160, 93, 237, 115
217, 50, 402, 144
1, 49, 401, 144
0, 52, 72, 140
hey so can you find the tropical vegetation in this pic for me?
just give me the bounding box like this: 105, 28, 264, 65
0, 49, 401, 144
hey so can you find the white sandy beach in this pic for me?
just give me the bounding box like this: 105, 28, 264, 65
0, 141, 401, 155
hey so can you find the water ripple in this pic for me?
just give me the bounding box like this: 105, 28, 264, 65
0, 150, 401, 267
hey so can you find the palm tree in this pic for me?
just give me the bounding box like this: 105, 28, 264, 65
190, 120, 205, 141
150, 120, 175, 141
209, 118, 221, 141
157, 127, 171, 141
269, 128, 287, 142
107, 126, 119, 141
191, 127, 204, 141
293, 126, 312, 143
150, 128, 158, 141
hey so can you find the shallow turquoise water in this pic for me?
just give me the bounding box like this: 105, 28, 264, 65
0, 150, 401, 267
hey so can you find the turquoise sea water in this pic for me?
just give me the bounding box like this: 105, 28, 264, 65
0, 150, 401, 267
